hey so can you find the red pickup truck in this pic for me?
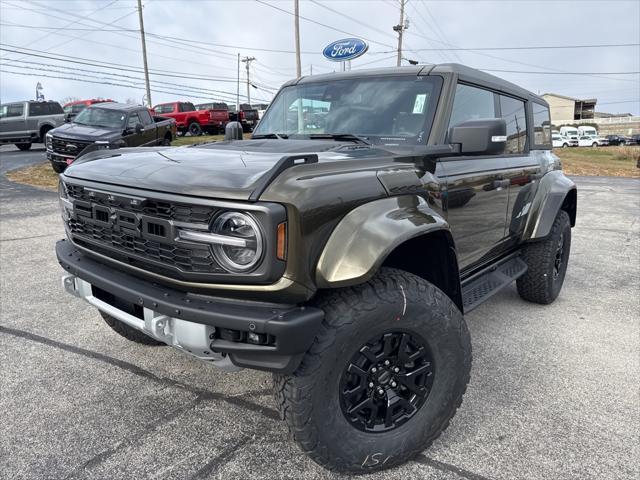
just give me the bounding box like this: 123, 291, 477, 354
152, 101, 227, 136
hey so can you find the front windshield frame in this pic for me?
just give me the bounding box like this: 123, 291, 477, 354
73, 107, 126, 129
254, 74, 443, 147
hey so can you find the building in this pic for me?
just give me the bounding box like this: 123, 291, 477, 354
542, 93, 597, 124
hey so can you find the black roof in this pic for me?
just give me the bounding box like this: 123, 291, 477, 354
88, 102, 144, 111
285, 63, 547, 105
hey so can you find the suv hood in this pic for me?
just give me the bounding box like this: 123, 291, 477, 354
63, 139, 398, 200
52, 122, 121, 141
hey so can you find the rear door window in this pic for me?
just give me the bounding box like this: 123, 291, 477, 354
499, 95, 527, 154
28, 102, 49, 116
532, 102, 552, 146
0, 104, 24, 118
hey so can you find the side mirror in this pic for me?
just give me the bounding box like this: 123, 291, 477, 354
135, 123, 144, 134
449, 118, 507, 156
224, 121, 243, 141
64, 114, 72, 123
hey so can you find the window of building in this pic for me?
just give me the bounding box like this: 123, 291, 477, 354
532, 102, 552, 146
499, 95, 527, 154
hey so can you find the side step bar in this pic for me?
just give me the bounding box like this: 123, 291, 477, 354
461, 256, 528, 312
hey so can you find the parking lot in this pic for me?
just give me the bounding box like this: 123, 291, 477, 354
1, 146, 638, 480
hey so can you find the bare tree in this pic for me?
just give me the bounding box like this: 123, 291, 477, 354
60, 96, 80, 105
125, 97, 139, 105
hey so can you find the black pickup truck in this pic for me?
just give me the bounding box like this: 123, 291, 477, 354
56, 64, 576, 473
47, 103, 176, 173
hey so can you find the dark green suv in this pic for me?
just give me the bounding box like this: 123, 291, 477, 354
56, 63, 576, 473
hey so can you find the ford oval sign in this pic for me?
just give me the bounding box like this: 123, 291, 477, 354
323, 38, 369, 62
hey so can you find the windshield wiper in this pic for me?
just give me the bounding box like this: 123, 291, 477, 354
252, 133, 289, 139
307, 133, 371, 145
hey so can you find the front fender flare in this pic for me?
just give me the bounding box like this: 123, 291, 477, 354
315, 195, 450, 288
523, 170, 576, 240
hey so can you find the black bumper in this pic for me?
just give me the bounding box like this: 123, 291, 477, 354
56, 239, 324, 373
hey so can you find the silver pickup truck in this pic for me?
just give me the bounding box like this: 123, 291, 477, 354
0, 100, 65, 150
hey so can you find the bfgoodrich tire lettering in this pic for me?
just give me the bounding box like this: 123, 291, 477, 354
273, 268, 471, 473
517, 209, 571, 304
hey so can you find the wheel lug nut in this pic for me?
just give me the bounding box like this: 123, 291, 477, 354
394, 367, 400, 373
391, 381, 397, 388
371, 367, 377, 373
384, 360, 390, 366
378, 389, 384, 395
368, 382, 374, 388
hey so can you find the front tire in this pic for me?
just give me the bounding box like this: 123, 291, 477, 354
562, 143, 569, 148
100, 311, 165, 346
517, 210, 571, 304
274, 268, 471, 473
51, 162, 65, 173
591, 142, 598, 148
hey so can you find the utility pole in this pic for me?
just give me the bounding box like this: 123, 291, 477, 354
236, 53, 240, 112
241, 56, 256, 106
294, 0, 301, 78
137, 0, 152, 106
393, 0, 408, 67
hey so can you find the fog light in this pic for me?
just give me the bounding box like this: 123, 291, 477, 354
247, 332, 268, 345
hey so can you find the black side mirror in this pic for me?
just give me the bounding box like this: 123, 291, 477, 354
135, 123, 144, 134
449, 118, 507, 155
224, 121, 243, 141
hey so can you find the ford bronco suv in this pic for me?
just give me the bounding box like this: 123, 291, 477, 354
56, 64, 576, 473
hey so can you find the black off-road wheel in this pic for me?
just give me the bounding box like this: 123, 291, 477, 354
517, 210, 571, 304
15, 143, 32, 151
100, 311, 165, 346
273, 268, 471, 474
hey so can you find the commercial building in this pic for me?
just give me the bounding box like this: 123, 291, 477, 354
542, 93, 597, 124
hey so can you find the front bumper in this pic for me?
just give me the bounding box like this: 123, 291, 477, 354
57, 239, 324, 373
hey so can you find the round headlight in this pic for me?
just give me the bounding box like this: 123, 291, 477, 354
211, 212, 263, 272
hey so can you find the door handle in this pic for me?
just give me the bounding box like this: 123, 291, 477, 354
492, 179, 510, 189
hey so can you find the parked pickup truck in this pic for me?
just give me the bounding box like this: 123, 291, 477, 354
152, 101, 222, 136
63, 98, 114, 120
0, 100, 65, 150
47, 102, 176, 173
195, 102, 230, 133
230, 103, 260, 132
56, 64, 576, 473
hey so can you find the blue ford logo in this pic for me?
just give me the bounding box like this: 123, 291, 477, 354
323, 38, 369, 62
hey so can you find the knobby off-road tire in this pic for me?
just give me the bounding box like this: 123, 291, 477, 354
273, 268, 472, 474
100, 311, 165, 346
517, 210, 571, 304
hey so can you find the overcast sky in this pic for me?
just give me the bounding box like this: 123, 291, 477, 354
1, 0, 639, 114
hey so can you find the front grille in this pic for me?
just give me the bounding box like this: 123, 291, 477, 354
68, 218, 225, 274
66, 184, 217, 224
63, 182, 227, 278
52, 137, 91, 157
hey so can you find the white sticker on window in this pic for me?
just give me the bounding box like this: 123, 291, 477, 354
413, 94, 426, 114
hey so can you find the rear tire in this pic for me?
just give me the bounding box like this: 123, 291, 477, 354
562, 143, 568, 148
188, 122, 202, 136
273, 268, 471, 473
15, 143, 32, 151
100, 311, 165, 346
517, 210, 571, 304
591, 142, 598, 148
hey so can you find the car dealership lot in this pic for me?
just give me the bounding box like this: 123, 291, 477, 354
1, 149, 638, 480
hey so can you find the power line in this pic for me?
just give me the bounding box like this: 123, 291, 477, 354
403, 43, 640, 51
253, 0, 396, 49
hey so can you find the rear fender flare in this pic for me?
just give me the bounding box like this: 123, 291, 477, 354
315, 195, 451, 288
523, 170, 576, 240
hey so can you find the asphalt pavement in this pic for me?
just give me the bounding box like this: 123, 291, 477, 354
1, 144, 638, 480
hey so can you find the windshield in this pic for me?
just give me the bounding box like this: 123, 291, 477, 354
254, 75, 442, 146
73, 107, 126, 128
